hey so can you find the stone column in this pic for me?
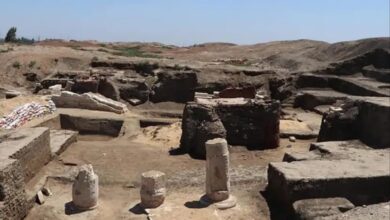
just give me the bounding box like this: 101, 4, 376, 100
140, 170, 166, 209
204, 138, 236, 209
72, 164, 99, 210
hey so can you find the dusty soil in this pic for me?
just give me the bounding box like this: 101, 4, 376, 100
1, 38, 389, 91
25, 121, 314, 219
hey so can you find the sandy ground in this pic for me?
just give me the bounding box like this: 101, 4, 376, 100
131, 122, 182, 149
26, 180, 267, 220
25, 121, 314, 220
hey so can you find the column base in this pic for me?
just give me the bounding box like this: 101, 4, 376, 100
200, 195, 237, 210
74, 203, 98, 211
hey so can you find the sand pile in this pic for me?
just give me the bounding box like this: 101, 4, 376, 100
132, 122, 182, 150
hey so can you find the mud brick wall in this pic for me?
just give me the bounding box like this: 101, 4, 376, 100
72, 79, 99, 94
358, 100, 390, 148
60, 114, 124, 136
180, 103, 226, 159
41, 78, 69, 89
0, 159, 28, 220
219, 87, 256, 99
216, 101, 280, 149
318, 99, 390, 148
180, 100, 280, 158
7, 128, 51, 183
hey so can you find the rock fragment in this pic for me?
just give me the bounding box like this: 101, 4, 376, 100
41, 187, 52, 196
36, 191, 46, 205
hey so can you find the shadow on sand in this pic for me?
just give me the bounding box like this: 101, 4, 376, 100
64, 201, 89, 215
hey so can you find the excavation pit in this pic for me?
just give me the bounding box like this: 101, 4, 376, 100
7, 106, 314, 220
31, 108, 137, 138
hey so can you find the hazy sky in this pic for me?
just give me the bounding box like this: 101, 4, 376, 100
0, 0, 389, 45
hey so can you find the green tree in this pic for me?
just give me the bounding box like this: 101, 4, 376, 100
5, 27, 17, 42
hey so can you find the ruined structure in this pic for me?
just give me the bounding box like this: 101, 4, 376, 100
318, 97, 390, 148
0, 128, 51, 219
150, 70, 198, 103
1, 38, 389, 219
179, 102, 227, 158
292, 198, 355, 220
52, 91, 128, 114
0, 158, 28, 219
180, 96, 280, 158
203, 138, 236, 209
267, 140, 390, 217
140, 170, 166, 209
72, 164, 99, 210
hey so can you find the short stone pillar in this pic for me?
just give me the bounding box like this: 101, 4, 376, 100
204, 138, 236, 209
140, 170, 166, 209
72, 164, 99, 210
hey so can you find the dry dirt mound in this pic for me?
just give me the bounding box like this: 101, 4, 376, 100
1, 37, 389, 91
0, 44, 115, 89
157, 37, 390, 72
132, 122, 182, 150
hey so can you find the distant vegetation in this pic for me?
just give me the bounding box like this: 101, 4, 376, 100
0, 47, 13, 53
111, 46, 161, 58
12, 61, 21, 69
28, 61, 36, 68
97, 48, 109, 53
4, 27, 35, 45
5, 27, 17, 42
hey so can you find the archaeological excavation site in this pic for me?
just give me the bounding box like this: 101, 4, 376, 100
1, 34, 390, 219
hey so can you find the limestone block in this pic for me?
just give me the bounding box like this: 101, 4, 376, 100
205, 138, 230, 202
204, 138, 237, 209
72, 164, 99, 210
140, 170, 166, 209
52, 91, 127, 114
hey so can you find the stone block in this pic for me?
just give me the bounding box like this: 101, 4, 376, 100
267, 157, 390, 209
323, 202, 390, 220
215, 100, 280, 149
52, 91, 127, 114
60, 114, 124, 137
150, 71, 198, 103
293, 197, 355, 220
50, 129, 78, 156
140, 170, 166, 209
180, 99, 280, 158
179, 103, 226, 159
318, 98, 390, 148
